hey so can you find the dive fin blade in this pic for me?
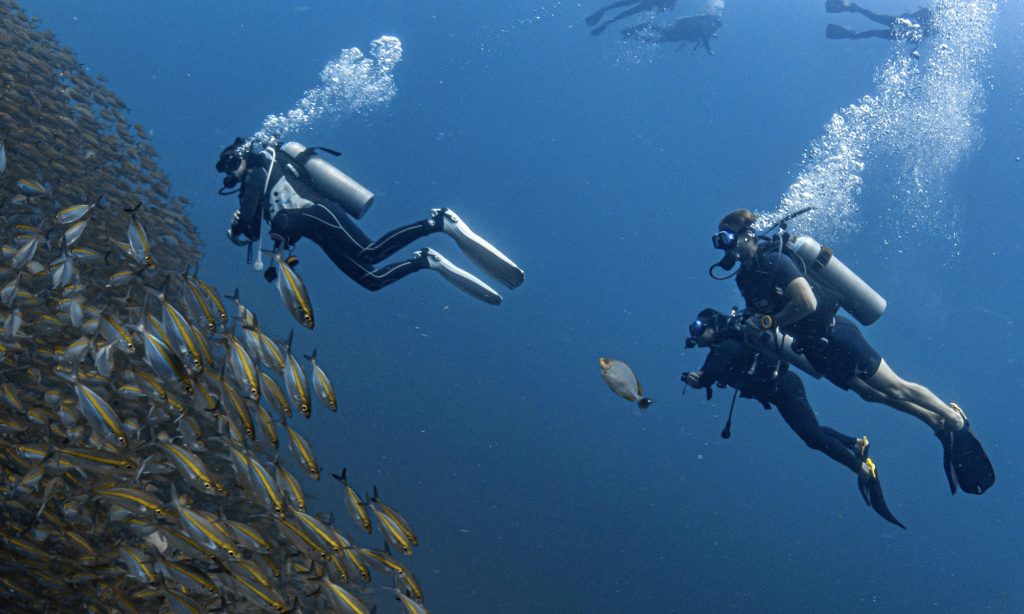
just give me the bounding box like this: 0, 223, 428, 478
859, 471, 906, 530
936, 430, 959, 495
421, 249, 502, 305
825, 24, 857, 40
949, 424, 995, 495
438, 210, 525, 289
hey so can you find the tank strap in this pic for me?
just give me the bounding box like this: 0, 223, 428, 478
273, 146, 313, 185
813, 244, 833, 270
291, 145, 342, 166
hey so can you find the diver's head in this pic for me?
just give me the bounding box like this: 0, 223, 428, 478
216, 137, 248, 189
713, 209, 758, 268
686, 308, 725, 348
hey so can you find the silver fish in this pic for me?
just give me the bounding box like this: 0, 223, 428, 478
273, 253, 314, 329
10, 235, 39, 269
15, 178, 47, 196
126, 212, 154, 268
305, 349, 337, 412
55, 195, 104, 225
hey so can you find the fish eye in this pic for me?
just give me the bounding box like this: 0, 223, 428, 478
117, 436, 127, 446
203, 482, 212, 490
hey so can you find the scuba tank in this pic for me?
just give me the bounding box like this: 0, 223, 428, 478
766, 329, 822, 378
786, 235, 886, 326
279, 142, 375, 219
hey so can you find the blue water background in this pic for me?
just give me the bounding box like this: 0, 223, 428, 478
20, 1, 1024, 612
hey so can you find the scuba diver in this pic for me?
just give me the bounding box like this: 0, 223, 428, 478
683, 307, 904, 528
585, 0, 677, 37
216, 137, 525, 305
825, 0, 932, 42
621, 13, 722, 55
709, 209, 994, 495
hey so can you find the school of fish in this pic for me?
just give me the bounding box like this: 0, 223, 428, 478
0, 2, 428, 612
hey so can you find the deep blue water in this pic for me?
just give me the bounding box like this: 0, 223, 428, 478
19, 1, 1024, 612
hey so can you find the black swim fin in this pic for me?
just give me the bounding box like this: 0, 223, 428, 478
825, 0, 852, 13
935, 429, 959, 495
858, 459, 907, 530
949, 422, 995, 495
826, 24, 857, 40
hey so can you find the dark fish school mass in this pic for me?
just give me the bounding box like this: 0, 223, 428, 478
0, 2, 427, 612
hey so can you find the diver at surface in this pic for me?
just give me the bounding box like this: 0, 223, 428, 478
709, 208, 994, 496
825, 0, 932, 42
216, 137, 525, 305
683, 308, 905, 528
620, 13, 722, 55
585, 0, 678, 37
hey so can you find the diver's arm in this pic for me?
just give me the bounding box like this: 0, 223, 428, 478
233, 167, 267, 241
694, 343, 738, 388
772, 277, 817, 328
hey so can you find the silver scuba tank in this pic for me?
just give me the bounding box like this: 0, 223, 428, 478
788, 235, 886, 326
744, 327, 823, 379
770, 330, 822, 378
280, 141, 375, 219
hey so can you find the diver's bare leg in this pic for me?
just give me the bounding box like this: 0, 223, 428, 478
851, 360, 963, 431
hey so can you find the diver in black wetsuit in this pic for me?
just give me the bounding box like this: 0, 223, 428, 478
682, 308, 904, 528
711, 209, 995, 496
585, 0, 677, 37
620, 13, 722, 55
825, 0, 932, 42
216, 137, 524, 305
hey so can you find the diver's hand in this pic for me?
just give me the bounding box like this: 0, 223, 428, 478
227, 228, 248, 247
746, 313, 773, 331
684, 371, 703, 388
227, 210, 250, 246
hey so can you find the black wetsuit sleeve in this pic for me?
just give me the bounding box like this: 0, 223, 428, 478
234, 167, 267, 241
696, 339, 743, 388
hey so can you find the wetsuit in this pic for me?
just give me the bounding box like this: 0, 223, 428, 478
693, 335, 862, 473
736, 242, 882, 389
230, 145, 439, 291
621, 14, 722, 54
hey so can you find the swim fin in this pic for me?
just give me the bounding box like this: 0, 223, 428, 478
948, 420, 995, 495
416, 248, 502, 305
857, 459, 907, 530
433, 209, 525, 289
826, 24, 857, 39
935, 429, 959, 495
